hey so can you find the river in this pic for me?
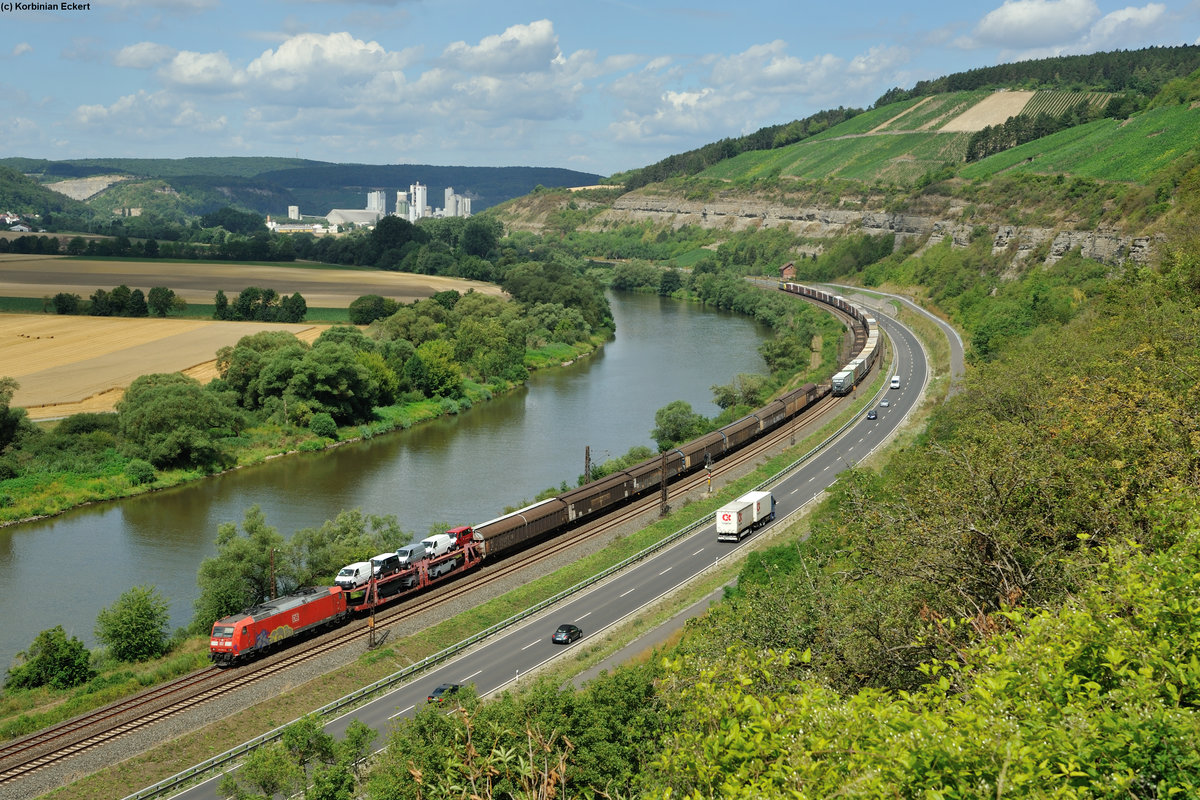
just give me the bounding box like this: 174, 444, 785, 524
0, 292, 770, 668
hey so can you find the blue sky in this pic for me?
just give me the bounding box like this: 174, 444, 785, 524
3, 0, 1198, 176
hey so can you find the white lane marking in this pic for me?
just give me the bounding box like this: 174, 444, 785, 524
461, 670, 482, 681
658, 567, 672, 575
619, 587, 636, 597
389, 704, 415, 719
575, 611, 592, 622
692, 548, 704, 556
522, 639, 540, 650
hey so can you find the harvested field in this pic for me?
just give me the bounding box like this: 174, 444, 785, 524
0, 254, 503, 308
940, 91, 1034, 132
0, 257, 504, 419
2, 315, 327, 419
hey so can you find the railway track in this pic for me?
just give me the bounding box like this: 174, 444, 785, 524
0, 388, 844, 787
0, 339, 854, 789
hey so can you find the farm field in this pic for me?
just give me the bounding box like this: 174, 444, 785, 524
0, 254, 502, 308
0, 257, 504, 420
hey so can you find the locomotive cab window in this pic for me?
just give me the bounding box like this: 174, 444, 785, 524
212, 625, 235, 637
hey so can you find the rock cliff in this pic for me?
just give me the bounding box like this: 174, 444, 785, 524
588, 191, 1157, 267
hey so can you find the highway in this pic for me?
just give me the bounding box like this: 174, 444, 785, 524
159, 303, 937, 800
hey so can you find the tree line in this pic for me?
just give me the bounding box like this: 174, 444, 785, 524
50, 285, 183, 317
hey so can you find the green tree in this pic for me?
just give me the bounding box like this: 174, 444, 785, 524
5, 626, 95, 690
201, 206, 266, 236
219, 742, 303, 800
282, 714, 336, 769
659, 267, 683, 295
117, 373, 244, 470
461, 216, 501, 258
147, 286, 176, 317
404, 339, 462, 398
52, 292, 81, 314
288, 342, 376, 424
214, 289, 230, 320
193, 506, 287, 631
284, 509, 408, 588
94, 585, 171, 662
347, 294, 399, 325
0, 376, 35, 452
127, 288, 148, 317
279, 291, 307, 323
651, 400, 707, 451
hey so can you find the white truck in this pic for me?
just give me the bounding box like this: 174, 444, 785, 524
716, 490, 776, 542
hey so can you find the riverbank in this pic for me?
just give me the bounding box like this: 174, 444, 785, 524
1, 332, 609, 528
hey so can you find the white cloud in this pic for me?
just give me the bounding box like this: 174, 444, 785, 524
245, 32, 413, 95
442, 19, 561, 75
1079, 3, 1168, 50
159, 51, 239, 89
114, 41, 176, 69
12, 43, 32, 57
970, 0, 1100, 48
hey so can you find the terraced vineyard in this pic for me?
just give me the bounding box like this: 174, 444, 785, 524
1024, 90, 1113, 117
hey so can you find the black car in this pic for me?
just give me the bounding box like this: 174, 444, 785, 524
426, 683, 462, 704
866, 409, 877, 420
551, 623, 582, 644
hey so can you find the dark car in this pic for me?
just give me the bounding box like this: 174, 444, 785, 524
426, 683, 462, 704
866, 409, 877, 420
551, 623, 582, 644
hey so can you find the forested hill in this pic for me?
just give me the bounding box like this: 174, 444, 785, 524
618, 44, 1200, 189
0, 157, 604, 219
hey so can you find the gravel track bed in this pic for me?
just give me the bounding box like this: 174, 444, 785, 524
7, 416, 808, 800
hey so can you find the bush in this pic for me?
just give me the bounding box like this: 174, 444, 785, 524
55, 412, 119, 436
94, 585, 171, 663
5, 626, 95, 690
125, 458, 156, 485
309, 413, 337, 439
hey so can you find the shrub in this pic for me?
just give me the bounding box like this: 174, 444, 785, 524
94, 585, 171, 663
5, 626, 95, 690
125, 459, 156, 485
309, 413, 337, 439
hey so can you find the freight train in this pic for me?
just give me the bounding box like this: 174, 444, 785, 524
209, 283, 881, 664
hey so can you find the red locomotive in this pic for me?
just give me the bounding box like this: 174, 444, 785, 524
209, 586, 348, 665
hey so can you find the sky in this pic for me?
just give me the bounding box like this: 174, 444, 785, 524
2, 0, 1199, 177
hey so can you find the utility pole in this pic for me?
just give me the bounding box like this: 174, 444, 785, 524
659, 451, 670, 516
367, 574, 378, 649
585, 445, 591, 484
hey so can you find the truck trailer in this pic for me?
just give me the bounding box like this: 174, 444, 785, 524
716, 490, 776, 542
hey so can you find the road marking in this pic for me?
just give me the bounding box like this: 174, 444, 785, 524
461, 670, 481, 681
659, 567, 672, 575
522, 639, 540, 650
692, 548, 705, 556
389, 704, 415, 719
575, 611, 592, 622
619, 587, 636, 597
